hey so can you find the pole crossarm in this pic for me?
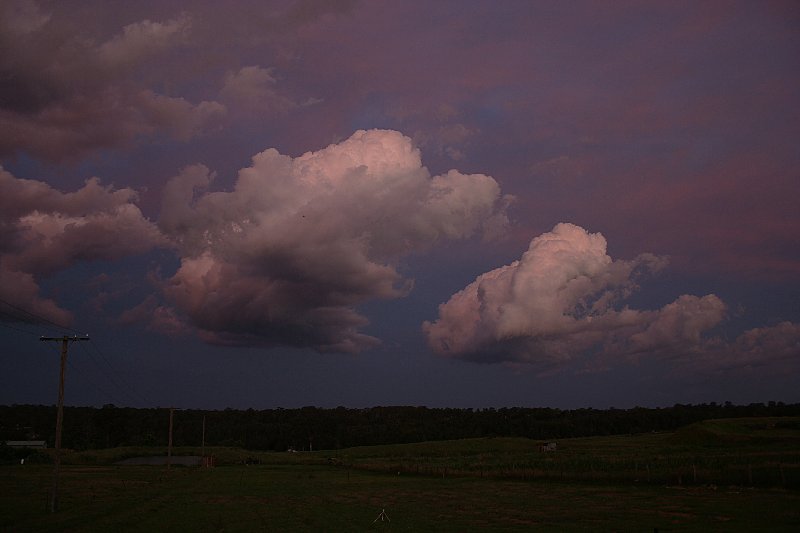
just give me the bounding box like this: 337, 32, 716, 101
40, 335, 91, 342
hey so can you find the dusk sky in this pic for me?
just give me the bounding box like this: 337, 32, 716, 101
1, 0, 798, 410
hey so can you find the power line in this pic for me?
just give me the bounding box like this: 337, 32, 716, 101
0, 318, 42, 336
39, 331, 153, 407
41, 341, 126, 406
77, 341, 153, 407
3, 297, 157, 408
64, 355, 127, 407
0, 297, 76, 335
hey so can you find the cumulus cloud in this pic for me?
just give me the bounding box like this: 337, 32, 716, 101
0, 166, 165, 325
157, 129, 511, 352
424, 222, 800, 373
422, 224, 719, 368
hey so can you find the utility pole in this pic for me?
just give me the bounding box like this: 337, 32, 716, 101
40, 334, 90, 513
167, 408, 175, 469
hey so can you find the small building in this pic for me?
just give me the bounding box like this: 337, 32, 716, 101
538, 441, 557, 452
5, 440, 47, 449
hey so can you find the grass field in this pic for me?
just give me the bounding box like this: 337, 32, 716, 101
2, 417, 799, 531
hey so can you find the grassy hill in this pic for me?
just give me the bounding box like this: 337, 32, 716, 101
672, 416, 800, 446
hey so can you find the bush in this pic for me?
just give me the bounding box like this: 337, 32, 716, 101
23, 450, 53, 464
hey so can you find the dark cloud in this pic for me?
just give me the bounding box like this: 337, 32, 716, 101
157, 129, 511, 352
0, 2, 225, 160
0, 166, 164, 324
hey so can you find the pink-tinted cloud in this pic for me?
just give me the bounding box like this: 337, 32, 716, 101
157, 129, 511, 352
424, 223, 799, 374
0, 267, 72, 326
118, 294, 190, 337
424, 223, 671, 368
0, 166, 165, 324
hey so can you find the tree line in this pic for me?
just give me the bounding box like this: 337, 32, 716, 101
1, 402, 798, 453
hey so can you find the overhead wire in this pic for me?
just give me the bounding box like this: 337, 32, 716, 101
40, 331, 128, 407
2, 297, 154, 407
42, 340, 126, 405
78, 340, 154, 407
0, 296, 76, 336
66, 356, 127, 407
0, 316, 42, 336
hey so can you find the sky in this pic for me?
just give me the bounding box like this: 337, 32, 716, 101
1, 0, 799, 410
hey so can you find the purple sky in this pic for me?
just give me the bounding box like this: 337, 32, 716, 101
1, 0, 798, 409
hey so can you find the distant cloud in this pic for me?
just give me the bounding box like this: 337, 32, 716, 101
117, 294, 189, 337
413, 123, 478, 161
157, 129, 511, 352
97, 14, 192, 69
1, 0, 49, 35
423, 223, 799, 373
220, 66, 302, 115
0, 5, 223, 160
700, 322, 800, 373
742, 322, 800, 361
0, 166, 165, 325
138, 90, 226, 141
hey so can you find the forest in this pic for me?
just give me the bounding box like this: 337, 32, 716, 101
2, 402, 798, 454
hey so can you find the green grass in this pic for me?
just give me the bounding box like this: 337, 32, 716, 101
327, 418, 800, 488
3, 463, 798, 531
2, 417, 799, 531
57, 445, 299, 467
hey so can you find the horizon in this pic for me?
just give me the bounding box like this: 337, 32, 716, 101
2, 400, 798, 412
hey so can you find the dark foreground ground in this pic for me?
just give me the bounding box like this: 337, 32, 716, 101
2, 417, 799, 531
2, 463, 799, 532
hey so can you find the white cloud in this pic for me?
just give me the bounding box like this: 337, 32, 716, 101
422, 223, 735, 370
424, 222, 800, 374
157, 129, 511, 352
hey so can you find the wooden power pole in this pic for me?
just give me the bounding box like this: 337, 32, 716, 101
167, 408, 175, 469
40, 335, 90, 513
